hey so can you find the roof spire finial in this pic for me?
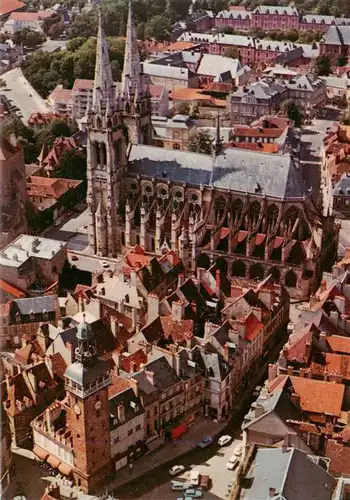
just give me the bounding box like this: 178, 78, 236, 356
92, 7, 115, 116
214, 111, 222, 156
122, 0, 142, 100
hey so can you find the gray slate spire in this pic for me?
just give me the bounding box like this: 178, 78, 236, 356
122, 0, 142, 100
92, 9, 116, 115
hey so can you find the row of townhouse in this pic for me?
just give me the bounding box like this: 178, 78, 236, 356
21, 272, 289, 494
215, 7, 350, 34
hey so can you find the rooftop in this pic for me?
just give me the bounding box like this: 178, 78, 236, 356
0, 235, 66, 268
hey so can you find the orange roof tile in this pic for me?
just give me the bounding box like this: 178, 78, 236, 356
9, 10, 53, 21
160, 315, 194, 343
121, 349, 147, 373
327, 335, 350, 355
244, 312, 264, 341
0, 279, 25, 299
0, 0, 25, 17
233, 127, 284, 138
108, 374, 131, 399
326, 439, 350, 476
27, 176, 82, 200
72, 79, 93, 92
290, 376, 345, 416
48, 87, 73, 103
164, 41, 196, 51
311, 353, 350, 380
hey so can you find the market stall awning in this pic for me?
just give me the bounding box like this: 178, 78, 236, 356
47, 455, 61, 468
33, 445, 49, 461
58, 462, 72, 476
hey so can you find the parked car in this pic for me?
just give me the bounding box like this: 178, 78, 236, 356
218, 435, 232, 446
189, 469, 200, 486
226, 456, 239, 470
198, 436, 213, 449
233, 444, 243, 457
172, 481, 190, 491
184, 488, 203, 498
169, 465, 185, 476
199, 474, 210, 490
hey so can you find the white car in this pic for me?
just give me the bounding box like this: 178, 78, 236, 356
218, 434, 232, 446
226, 456, 239, 470
189, 469, 200, 486
169, 465, 185, 476
233, 444, 243, 457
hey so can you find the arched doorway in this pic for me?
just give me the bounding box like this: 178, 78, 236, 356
197, 254, 210, 269
216, 257, 228, 274
285, 270, 297, 287
231, 260, 246, 277
250, 263, 264, 280
268, 267, 281, 283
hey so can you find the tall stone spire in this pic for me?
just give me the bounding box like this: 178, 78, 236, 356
122, 0, 142, 100
92, 9, 116, 115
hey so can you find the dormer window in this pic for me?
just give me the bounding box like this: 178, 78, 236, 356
29, 310, 35, 321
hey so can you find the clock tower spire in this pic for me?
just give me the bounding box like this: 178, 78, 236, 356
64, 316, 112, 493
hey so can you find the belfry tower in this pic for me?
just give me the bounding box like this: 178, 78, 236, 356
121, 0, 152, 145
86, 10, 127, 257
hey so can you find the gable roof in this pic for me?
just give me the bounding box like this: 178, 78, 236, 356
0, 279, 25, 299
12, 295, 57, 316
290, 376, 344, 416
241, 447, 335, 500
197, 54, 242, 78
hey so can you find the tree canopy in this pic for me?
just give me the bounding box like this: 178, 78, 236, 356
282, 100, 302, 127
188, 129, 213, 155
315, 55, 331, 76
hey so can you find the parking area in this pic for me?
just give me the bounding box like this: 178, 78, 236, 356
138, 437, 243, 500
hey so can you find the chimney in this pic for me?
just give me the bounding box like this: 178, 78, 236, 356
269, 488, 276, 498
283, 432, 291, 452
131, 379, 139, 398
45, 356, 54, 379
145, 370, 154, 386
130, 361, 137, 373
320, 280, 327, 293
215, 269, 221, 292
178, 273, 185, 287
131, 307, 138, 329
111, 317, 119, 337
224, 343, 229, 362
172, 300, 185, 322
147, 293, 160, 323
112, 351, 121, 373
117, 403, 125, 423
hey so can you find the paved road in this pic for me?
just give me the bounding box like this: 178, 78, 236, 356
1, 68, 49, 124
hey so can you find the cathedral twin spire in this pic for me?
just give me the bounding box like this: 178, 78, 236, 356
91, 1, 143, 116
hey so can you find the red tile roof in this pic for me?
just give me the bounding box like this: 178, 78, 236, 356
49, 353, 67, 380
245, 312, 264, 341
311, 353, 350, 380
160, 315, 194, 343
9, 10, 53, 21
27, 176, 82, 200
0, 279, 25, 299
327, 335, 350, 355
48, 87, 72, 104
126, 246, 152, 269
42, 137, 78, 167
325, 439, 350, 476
28, 112, 70, 126
0, 0, 25, 17
290, 376, 345, 416
233, 127, 284, 138
72, 79, 94, 92
121, 349, 147, 373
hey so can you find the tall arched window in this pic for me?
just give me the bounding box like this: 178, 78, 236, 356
100, 143, 107, 167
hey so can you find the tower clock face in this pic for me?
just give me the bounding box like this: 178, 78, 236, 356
95, 400, 102, 411
74, 404, 81, 415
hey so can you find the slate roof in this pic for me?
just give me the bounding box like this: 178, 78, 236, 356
132, 356, 180, 393
109, 387, 144, 428
241, 447, 335, 500
12, 295, 57, 315
201, 348, 231, 381
323, 26, 350, 46
65, 358, 110, 385
253, 5, 298, 15
129, 145, 305, 199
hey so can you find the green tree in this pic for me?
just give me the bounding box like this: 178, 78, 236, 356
175, 103, 190, 115
48, 21, 65, 39
25, 30, 44, 48
66, 37, 87, 52
42, 12, 61, 35
224, 46, 240, 59
188, 129, 213, 155
282, 99, 302, 127
145, 14, 171, 41
337, 55, 348, 67
67, 10, 98, 39
4, 119, 38, 163
55, 149, 87, 180
315, 55, 331, 76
